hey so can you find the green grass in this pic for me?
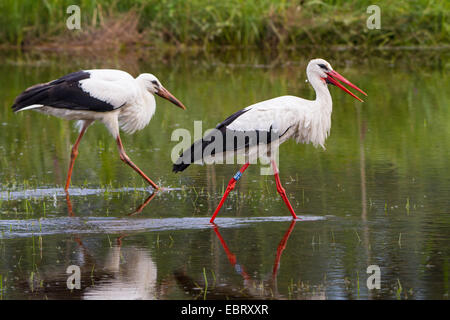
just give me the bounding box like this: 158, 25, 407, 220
202, 267, 208, 300
0, 0, 448, 49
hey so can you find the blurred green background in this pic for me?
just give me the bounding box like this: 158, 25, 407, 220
0, 0, 448, 49
0, 0, 448, 301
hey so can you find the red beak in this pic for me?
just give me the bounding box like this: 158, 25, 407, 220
156, 87, 186, 110
325, 70, 367, 102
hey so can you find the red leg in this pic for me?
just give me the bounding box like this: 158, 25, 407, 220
272, 160, 298, 219
66, 193, 75, 217
128, 192, 157, 216
212, 224, 250, 280
116, 234, 127, 246
65, 124, 89, 192
210, 163, 250, 223
116, 136, 159, 190
272, 220, 296, 278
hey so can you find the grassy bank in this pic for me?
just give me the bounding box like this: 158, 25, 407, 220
0, 0, 448, 50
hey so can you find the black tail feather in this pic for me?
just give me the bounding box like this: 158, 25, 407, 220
10, 70, 114, 113
12, 83, 51, 112
172, 138, 206, 173
172, 108, 251, 173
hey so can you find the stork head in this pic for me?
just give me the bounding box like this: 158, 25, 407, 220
137, 73, 186, 110
307, 59, 367, 102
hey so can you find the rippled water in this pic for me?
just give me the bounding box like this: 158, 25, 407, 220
0, 50, 448, 300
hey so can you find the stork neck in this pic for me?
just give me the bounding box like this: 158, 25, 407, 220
309, 74, 332, 112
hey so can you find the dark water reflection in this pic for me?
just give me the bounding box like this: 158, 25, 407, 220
0, 50, 449, 299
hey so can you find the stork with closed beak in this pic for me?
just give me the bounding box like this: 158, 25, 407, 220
173, 59, 366, 223
12, 69, 186, 192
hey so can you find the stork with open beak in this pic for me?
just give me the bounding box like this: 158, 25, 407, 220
173, 58, 367, 223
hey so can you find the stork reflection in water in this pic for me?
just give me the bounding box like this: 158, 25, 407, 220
173, 221, 324, 299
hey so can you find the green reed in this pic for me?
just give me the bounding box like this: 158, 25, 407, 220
0, 0, 447, 48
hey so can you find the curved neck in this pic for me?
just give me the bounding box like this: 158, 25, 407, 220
308, 72, 332, 112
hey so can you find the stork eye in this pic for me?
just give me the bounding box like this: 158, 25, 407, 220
318, 64, 328, 71
151, 80, 158, 85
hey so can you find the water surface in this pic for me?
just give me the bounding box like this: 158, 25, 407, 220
0, 50, 448, 299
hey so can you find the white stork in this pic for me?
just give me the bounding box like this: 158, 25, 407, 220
12, 69, 186, 192
173, 58, 367, 223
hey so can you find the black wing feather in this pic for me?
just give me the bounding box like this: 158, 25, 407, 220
172, 108, 288, 173
12, 71, 117, 113
172, 108, 249, 172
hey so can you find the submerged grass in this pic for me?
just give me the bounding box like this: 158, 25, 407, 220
202, 267, 208, 300
0, 0, 448, 50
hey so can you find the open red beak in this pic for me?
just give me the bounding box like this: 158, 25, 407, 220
156, 87, 186, 110
325, 70, 367, 102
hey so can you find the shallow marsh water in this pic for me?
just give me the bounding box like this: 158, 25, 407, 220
0, 50, 448, 299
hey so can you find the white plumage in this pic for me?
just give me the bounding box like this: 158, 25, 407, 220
12, 69, 186, 191
173, 59, 355, 172
217, 59, 337, 152
173, 58, 366, 223
84, 246, 158, 300
225, 94, 331, 149
26, 69, 158, 137
79, 69, 137, 108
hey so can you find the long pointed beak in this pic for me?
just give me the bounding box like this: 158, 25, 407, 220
326, 70, 367, 102
156, 87, 186, 110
